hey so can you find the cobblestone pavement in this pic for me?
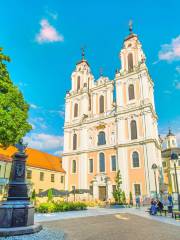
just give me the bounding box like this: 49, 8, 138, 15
42, 213, 180, 240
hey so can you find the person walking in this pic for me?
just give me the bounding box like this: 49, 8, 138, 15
135, 195, 140, 208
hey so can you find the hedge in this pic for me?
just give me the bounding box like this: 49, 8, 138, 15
36, 201, 87, 213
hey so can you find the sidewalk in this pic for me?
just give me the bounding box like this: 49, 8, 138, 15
35, 207, 180, 226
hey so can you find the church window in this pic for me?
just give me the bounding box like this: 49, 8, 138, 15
89, 159, 93, 173
131, 120, 137, 140
99, 153, 105, 172
73, 133, 77, 150
77, 76, 81, 90
74, 103, 78, 118
111, 155, 116, 171
132, 151, 139, 168
98, 131, 106, 145
99, 95, 104, 113
72, 160, 76, 173
128, 84, 135, 100
128, 53, 133, 72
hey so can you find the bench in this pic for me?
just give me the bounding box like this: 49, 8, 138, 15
172, 211, 180, 220
146, 208, 167, 216
158, 209, 167, 216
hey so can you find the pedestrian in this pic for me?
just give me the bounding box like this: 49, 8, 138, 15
156, 199, 164, 215
135, 195, 140, 208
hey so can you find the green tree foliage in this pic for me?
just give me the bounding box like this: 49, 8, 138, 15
113, 170, 123, 204
31, 189, 36, 205
31, 189, 36, 201
129, 191, 133, 206
47, 188, 53, 202
0, 47, 31, 147
122, 191, 126, 204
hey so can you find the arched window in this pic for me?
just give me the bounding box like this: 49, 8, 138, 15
77, 76, 80, 90
99, 95, 104, 113
99, 153, 105, 172
72, 160, 76, 173
132, 151, 139, 168
131, 120, 137, 140
98, 131, 106, 145
128, 53, 133, 72
128, 84, 135, 100
73, 133, 77, 150
74, 103, 78, 118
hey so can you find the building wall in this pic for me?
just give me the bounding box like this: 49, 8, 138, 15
0, 161, 65, 198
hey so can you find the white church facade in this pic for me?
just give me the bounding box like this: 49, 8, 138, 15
62, 26, 162, 201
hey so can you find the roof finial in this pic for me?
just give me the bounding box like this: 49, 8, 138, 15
129, 19, 133, 34
81, 46, 85, 60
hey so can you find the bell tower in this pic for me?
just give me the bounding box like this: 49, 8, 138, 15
115, 21, 162, 198
165, 129, 177, 149
120, 21, 146, 74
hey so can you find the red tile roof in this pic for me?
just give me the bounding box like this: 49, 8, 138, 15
0, 147, 65, 173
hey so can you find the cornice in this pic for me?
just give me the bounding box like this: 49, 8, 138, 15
62, 138, 161, 157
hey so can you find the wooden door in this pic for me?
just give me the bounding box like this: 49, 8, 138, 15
99, 186, 106, 201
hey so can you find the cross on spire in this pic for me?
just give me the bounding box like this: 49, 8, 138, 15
129, 19, 133, 34
81, 46, 85, 60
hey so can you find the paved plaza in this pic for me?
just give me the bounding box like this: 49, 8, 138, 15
1, 207, 180, 240
42, 213, 180, 240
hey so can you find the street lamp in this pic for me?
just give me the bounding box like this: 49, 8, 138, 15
152, 163, 158, 199
171, 152, 180, 211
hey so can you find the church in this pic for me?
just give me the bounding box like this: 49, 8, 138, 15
62, 24, 162, 201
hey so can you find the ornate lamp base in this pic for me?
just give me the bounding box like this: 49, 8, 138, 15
0, 201, 42, 236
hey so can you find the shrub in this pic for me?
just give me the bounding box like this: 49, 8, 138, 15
36, 201, 87, 213
37, 202, 56, 213
47, 189, 53, 202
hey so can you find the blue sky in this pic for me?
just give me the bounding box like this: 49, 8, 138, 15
0, 0, 180, 154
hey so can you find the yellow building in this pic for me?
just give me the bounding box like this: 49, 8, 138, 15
0, 147, 65, 199
162, 130, 180, 197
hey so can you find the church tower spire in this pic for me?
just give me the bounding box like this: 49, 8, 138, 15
119, 21, 146, 74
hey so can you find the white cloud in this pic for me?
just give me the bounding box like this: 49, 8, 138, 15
29, 117, 47, 130
35, 19, 64, 44
30, 104, 39, 109
158, 35, 180, 61
17, 81, 28, 87
54, 150, 63, 156
24, 133, 63, 151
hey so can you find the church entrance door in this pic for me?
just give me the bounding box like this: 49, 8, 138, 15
99, 186, 106, 201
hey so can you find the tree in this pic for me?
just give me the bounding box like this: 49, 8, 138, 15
122, 191, 126, 204
113, 170, 123, 204
31, 189, 36, 204
47, 189, 53, 202
129, 191, 133, 206
0, 47, 31, 147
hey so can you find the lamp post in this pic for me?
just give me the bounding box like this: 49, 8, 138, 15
171, 152, 180, 211
152, 163, 158, 199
